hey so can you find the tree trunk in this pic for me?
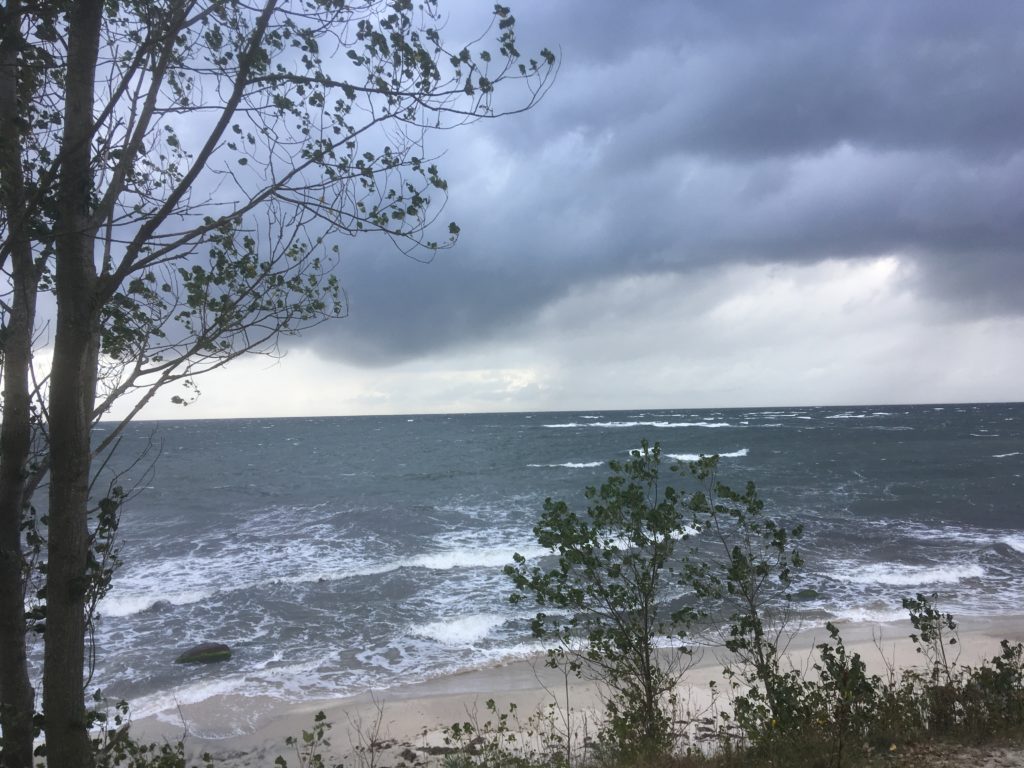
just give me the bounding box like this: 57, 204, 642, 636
0, 2, 40, 765
43, 2, 103, 766
0, 291, 37, 768
43, 312, 100, 768
0, 220, 39, 768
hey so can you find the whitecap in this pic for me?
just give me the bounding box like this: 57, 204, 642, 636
544, 420, 732, 429
99, 589, 215, 618
833, 563, 985, 586
649, 421, 732, 429
405, 544, 547, 571
665, 448, 748, 462
1001, 535, 1024, 554
281, 542, 548, 585
411, 613, 506, 646
828, 606, 908, 624
528, 461, 604, 468
993, 452, 1021, 458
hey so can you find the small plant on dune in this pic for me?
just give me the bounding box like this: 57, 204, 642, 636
963, 639, 1024, 735
902, 592, 962, 732
275, 710, 335, 768
897, 593, 1024, 742
86, 695, 213, 768
346, 694, 391, 768
903, 592, 960, 684
813, 622, 879, 767
442, 698, 576, 768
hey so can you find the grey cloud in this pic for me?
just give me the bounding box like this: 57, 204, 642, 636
520, 0, 1024, 161
304, 0, 1024, 366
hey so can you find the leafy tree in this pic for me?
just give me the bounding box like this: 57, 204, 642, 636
506, 442, 697, 759
507, 445, 810, 759
684, 455, 805, 738
0, 2, 555, 766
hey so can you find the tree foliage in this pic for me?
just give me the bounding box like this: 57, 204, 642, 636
685, 455, 805, 733
507, 443, 805, 760
507, 442, 698, 758
0, 2, 555, 765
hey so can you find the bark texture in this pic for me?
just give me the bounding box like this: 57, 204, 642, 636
42, 2, 103, 766
0, 2, 39, 765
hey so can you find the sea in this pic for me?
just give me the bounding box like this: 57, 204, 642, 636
77, 403, 1023, 731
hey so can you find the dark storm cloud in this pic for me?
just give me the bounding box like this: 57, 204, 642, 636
308, 0, 1024, 364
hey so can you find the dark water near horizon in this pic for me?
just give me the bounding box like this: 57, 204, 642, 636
78, 403, 1023, 731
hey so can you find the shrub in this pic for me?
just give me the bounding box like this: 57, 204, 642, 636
683, 455, 805, 744
506, 442, 697, 759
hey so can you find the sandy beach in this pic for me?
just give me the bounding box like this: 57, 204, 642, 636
126, 614, 1024, 766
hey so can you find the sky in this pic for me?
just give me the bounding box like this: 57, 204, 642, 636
116, 0, 1024, 420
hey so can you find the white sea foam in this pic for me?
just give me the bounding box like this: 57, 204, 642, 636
130, 677, 250, 722
674, 524, 702, 539
649, 421, 731, 429
127, 658, 332, 732
411, 613, 506, 645
652, 634, 690, 649
834, 563, 985, 586
99, 589, 215, 618
993, 452, 1021, 458
665, 448, 748, 462
601, 524, 700, 551
528, 461, 604, 468
828, 606, 908, 624
275, 561, 401, 585
285, 543, 548, 584
105, 532, 545, 619
720, 447, 750, 458
1002, 535, 1024, 553
543, 421, 732, 429
406, 545, 546, 571
469, 640, 550, 665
